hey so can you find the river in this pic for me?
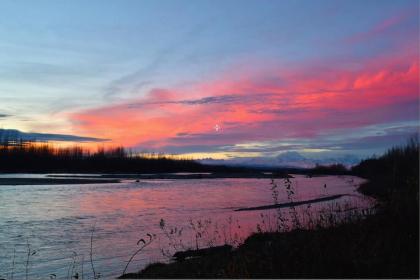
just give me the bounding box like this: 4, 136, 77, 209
0, 174, 374, 279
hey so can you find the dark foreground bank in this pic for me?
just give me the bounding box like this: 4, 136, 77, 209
120, 210, 418, 278
119, 139, 419, 279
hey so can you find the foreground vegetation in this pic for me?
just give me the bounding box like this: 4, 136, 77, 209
120, 138, 419, 279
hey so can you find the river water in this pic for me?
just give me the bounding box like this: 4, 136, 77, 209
0, 174, 374, 279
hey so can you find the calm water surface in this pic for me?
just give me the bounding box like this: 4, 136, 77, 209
0, 174, 374, 279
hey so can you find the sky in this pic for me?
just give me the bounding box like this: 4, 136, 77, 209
0, 0, 418, 159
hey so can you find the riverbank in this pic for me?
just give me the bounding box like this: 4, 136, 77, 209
0, 177, 120, 185
0, 171, 292, 185
122, 213, 418, 278
47, 172, 293, 180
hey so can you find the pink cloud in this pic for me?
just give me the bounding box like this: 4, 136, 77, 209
69, 49, 419, 154
346, 8, 417, 44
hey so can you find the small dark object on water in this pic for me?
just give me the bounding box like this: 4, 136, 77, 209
135, 179, 140, 182
173, 245, 232, 261
324, 184, 327, 188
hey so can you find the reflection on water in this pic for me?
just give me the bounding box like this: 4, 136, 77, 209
0, 175, 373, 279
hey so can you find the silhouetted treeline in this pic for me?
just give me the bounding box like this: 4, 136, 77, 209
352, 136, 419, 197
305, 137, 420, 179
0, 141, 248, 173
308, 163, 349, 175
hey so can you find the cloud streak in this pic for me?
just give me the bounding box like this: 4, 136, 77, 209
346, 8, 417, 44
0, 129, 108, 143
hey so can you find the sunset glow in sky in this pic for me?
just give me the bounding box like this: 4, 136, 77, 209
0, 0, 418, 159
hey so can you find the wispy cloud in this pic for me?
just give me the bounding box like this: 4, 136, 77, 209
103, 22, 209, 100
126, 93, 273, 108
0, 129, 108, 143
346, 8, 418, 44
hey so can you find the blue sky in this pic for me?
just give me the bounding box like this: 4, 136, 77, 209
0, 0, 418, 159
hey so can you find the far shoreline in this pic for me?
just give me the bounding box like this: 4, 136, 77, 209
0, 172, 356, 185
0, 177, 121, 185
47, 172, 294, 180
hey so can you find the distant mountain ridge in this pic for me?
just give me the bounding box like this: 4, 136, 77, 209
199, 151, 361, 169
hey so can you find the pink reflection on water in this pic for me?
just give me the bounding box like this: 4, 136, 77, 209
0, 175, 374, 279
73, 175, 373, 276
